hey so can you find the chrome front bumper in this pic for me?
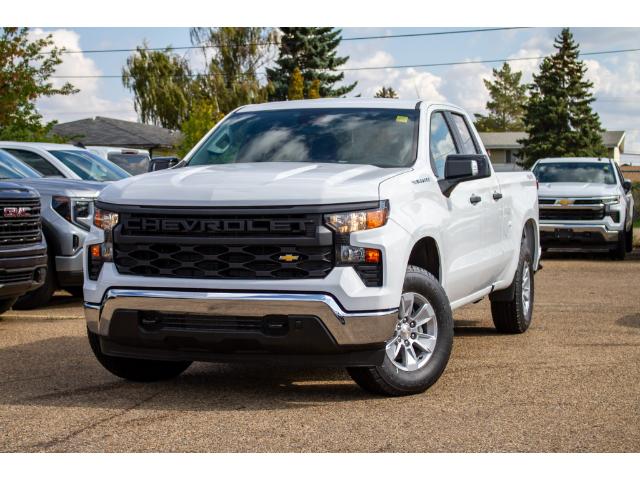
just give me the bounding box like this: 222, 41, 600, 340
539, 223, 620, 242
85, 289, 399, 347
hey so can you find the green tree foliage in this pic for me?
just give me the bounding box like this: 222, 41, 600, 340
374, 86, 398, 99
190, 27, 275, 114
177, 100, 224, 157
267, 27, 356, 100
0, 27, 77, 141
474, 63, 527, 132
288, 67, 304, 100
520, 28, 607, 167
122, 44, 193, 130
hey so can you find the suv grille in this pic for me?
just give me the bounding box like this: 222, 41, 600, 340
112, 209, 335, 280
0, 198, 42, 246
0, 270, 34, 284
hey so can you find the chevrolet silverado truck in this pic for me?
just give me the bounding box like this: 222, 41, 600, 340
0, 181, 47, 315
0, 149, 107, 307
84, 99, 540, 396
532, 157, 634, 260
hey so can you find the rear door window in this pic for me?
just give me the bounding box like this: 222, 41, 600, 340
3, 149, 64, 177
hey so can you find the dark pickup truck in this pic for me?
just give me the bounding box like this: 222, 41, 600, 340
0, 182, 48, 315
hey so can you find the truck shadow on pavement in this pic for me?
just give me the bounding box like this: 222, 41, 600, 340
0, 335, 379, 412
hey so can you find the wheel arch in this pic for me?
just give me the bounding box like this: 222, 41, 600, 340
407, 236, 442, 282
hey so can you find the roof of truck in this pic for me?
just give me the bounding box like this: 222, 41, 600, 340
0, 141, 85, 151
239, 98, 459, 112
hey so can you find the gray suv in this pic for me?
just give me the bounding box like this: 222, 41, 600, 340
0, 150, 107, 307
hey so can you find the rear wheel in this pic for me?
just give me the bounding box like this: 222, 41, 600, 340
491, 237, 534, 333
347, 266, 454, 397
88, 329, 192, 382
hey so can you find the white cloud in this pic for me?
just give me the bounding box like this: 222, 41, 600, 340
30, 28, 137, 124
342, 50, 445, 101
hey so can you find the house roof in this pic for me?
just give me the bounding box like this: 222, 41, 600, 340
479, 131, 626, 150
51, 117, 182, 149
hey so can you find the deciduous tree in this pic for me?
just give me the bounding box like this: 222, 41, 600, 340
374, 86, 398, 99
0, 27, 77, 141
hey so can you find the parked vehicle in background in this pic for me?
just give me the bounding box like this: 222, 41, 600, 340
84, 99, 540, 396
0, 181, 48, 315
86, 146, 151, 175
0, 150, 107, 307
0, 142, 130, 182
532, 157, 634, 260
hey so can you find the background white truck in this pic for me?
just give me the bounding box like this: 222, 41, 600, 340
84, 99, 540, 396
533, 157, 634, 260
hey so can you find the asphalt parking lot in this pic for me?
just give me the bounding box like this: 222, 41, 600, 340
0, 254, 638, 452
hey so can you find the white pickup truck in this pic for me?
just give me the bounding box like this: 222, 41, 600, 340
83, 99, 540, 396
532, 157, 634, 260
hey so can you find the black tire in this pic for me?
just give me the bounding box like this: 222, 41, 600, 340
87, 329, 192, 382
625, 225, 633, 253
65, 286, 84, 298
347, 266, 454, 397
610, 231, 626, 261
491, 238, 534, 334
0, 297, 18, 316
13, 255, 55, 310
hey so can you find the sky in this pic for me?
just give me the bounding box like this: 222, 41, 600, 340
32, 27, 640, 152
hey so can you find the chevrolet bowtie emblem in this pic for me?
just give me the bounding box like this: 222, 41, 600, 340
558, 198, 573, 206
279, 254, 299, 262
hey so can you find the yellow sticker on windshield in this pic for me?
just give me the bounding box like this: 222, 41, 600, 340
396, 115, 408, 123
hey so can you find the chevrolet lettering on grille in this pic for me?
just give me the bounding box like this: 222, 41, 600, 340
124, 217, 313, 235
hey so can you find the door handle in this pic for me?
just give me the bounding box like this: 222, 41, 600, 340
493, 192, 503, 200
470, 194, 482, 205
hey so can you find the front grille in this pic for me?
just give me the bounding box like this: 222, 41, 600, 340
112, 208, 335, 280
0, 199, 42, 246
0, 270, 33, 284
114, 243, 334, 279
139, 311, 289, 335
539, 208, 605, 221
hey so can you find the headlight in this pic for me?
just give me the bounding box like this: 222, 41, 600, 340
600, 196, 620, 205
93, 208, 119, 231
88, 208, 119, 281
52, 196, 94, 230
324, 201, 389, 234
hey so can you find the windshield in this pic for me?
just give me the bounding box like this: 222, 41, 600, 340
49, 150, 130, 181
0, 150, 42, 179
107, 153, 150, 175
187, 108, 419, 168
533, 161, 617, 185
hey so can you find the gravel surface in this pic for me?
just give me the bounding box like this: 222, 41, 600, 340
0, 254, 638, 452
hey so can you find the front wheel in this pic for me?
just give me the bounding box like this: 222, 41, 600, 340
347, 266, 454, 397
0, 297, 18, 316
88, 330, 192, 382
610, 230, 627, 261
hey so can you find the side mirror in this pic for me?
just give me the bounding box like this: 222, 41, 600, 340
439, 154, 490, 196
148, 156, 181, 172
622, 179, 632, 194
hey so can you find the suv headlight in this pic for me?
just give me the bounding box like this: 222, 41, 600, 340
52, 196, 95, 230
324, 201, 389, 234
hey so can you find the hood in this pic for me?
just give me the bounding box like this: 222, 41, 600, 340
99, 162, 409, 207
538, 182, 619, 198
9, 178, 106, 198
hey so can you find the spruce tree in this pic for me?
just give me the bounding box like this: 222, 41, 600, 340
266, 28, 356, 100
474, 62, 527, 132
520, 28, 607, 167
